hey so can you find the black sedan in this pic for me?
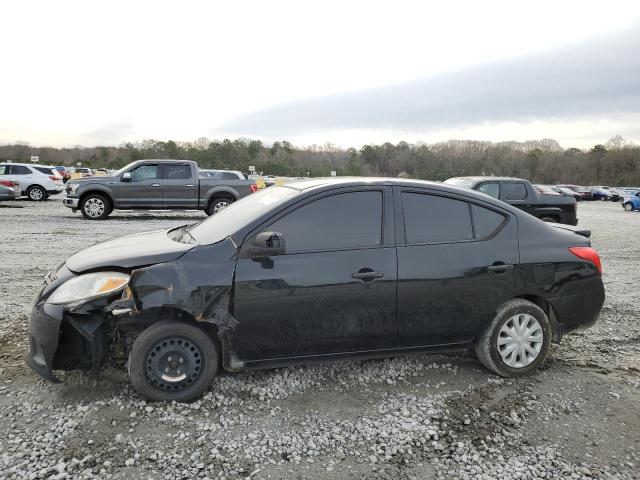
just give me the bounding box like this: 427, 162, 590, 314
27, 178, 605, 402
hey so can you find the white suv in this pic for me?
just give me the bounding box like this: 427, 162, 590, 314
0, 163, 64, 200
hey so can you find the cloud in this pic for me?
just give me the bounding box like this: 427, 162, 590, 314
221, 27, 640, 138
82, 120, 136, 145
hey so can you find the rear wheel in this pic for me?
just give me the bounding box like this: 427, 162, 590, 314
80, 194, 111, 220
206, 196, 234, 216
128, 320, 219, 402
475, 299, 551, 377
624, 202, 634, 212
27, 185, 47, 201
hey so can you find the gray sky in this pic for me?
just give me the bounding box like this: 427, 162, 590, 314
1, 0, 639, 148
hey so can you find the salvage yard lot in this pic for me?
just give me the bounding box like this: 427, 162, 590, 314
0, 198, 639, 479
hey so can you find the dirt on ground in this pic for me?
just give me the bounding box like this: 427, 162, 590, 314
0, 198, 638, 480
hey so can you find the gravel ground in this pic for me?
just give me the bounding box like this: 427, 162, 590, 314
0, 198, 638, 480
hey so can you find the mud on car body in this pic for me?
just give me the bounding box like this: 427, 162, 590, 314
27, 178, 606, 402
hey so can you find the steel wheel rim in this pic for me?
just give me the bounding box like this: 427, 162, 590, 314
145, 336, 203, 390
85, 198, 105, 217
497, 313, 543, 368
30, 188, 43, 200
213, 201, 230, 213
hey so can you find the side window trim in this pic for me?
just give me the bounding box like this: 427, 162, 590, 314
241, 187, 389, 256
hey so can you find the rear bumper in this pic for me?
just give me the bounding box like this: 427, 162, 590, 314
549, 278, 605, 336
47, 188, 64, 195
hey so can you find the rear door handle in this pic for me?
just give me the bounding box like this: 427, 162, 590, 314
151, 183, 161, 187
487, 263, 514, 272
352, 270, 384, 282
185, 184, 195, 187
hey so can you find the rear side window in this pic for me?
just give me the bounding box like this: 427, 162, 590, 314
267, 191, 382, 253
402, 193, 473, 243
222, 172, 241, 180
34, 167, 54, 175
11, 165, 31, 175
477, 182, 500, 199
0, 165, 8, 175
502, 182, 527, 200
164, 164, 191, 179
471, 205, 506, 239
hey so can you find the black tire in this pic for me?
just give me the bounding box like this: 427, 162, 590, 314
80, 193, 112, 220
624, 202, 634, 212
27, 185, 47, 201
475, 299, 551, 377
128, 320, 219, 402
205, 195, 234, 216
540, 216, 558, 223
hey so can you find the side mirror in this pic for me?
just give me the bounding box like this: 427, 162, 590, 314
250, 232, 285, 257
122, 172, 131, 182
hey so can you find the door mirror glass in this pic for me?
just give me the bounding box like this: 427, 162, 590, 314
251, 232, 285, 256
122, 172, 131, 182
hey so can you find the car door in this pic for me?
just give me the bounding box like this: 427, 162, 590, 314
396, 188, 519, 346
161, 163, 197, 208
5, 165, 34, 193
118, 163, 162, 208
230, 187, 397, 362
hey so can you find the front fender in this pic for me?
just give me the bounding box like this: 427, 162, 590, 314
77, 183, 117, 205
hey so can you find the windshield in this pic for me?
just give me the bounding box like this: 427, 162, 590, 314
189, 186, 299, 244
443, 178, 476, 189
111, 162, 136, 177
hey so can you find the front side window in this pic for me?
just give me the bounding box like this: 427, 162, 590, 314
130, 164, 159, 182
502, 182, 527, 200
266, 191, 383, 253
164, 164, 191, 180
477, 182, 500, 199
402, 193, 473, 244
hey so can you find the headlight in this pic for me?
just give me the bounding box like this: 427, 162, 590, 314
67, 183, 80, 195
48, 271, 130, 305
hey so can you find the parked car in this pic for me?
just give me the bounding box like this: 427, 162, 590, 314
27, 178, 605, 402
0, 163, 64, 200
53, 166, 71, 183
0, 179, 21, 200
590, 186, 613, 201
533, 185, 561, 196
199, 169, 246, 180
63, 159, 258, 219
556, 185, 593, 201
549, 186, 582, 201
602, 187, 625, 202
69, 167, 93, 177
444, 176, 578, 224
622, 191, 640, 211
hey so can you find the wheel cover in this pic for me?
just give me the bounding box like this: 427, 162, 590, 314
29, 188, 43, 200
497, 314, 543, 368
84, 198, 105, 217
625, 203, 633, 211
145, 336, 203, 390
213, 200, 230, 213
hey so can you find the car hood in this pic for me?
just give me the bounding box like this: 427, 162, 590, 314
66, 229, 194, 273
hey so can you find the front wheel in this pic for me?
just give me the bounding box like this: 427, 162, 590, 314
206, 196, 234, 216
475, 299, 551, 377
128, 320, 219, 402
80, 194, 111, 220
624, 202, 634, 212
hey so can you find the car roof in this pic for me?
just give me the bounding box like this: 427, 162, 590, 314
446, 176, 527, 183
1, 162, 55, 170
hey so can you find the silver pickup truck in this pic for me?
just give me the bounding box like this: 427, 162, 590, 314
63, 159, 257, 219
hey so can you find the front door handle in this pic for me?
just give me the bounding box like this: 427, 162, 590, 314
487, 263, 514, 272
352, 269, 384, 282
151, 183, 161, 187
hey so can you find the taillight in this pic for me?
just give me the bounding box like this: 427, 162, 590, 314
250, 184, 258, 193
49, 175, 62, 181
569, 247, 602, 275
0, 180, 15, 187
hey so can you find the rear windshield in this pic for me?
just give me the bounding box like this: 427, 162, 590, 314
189, 186, 299, 244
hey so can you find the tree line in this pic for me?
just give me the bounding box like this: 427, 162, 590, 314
1, 135, 638, 186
